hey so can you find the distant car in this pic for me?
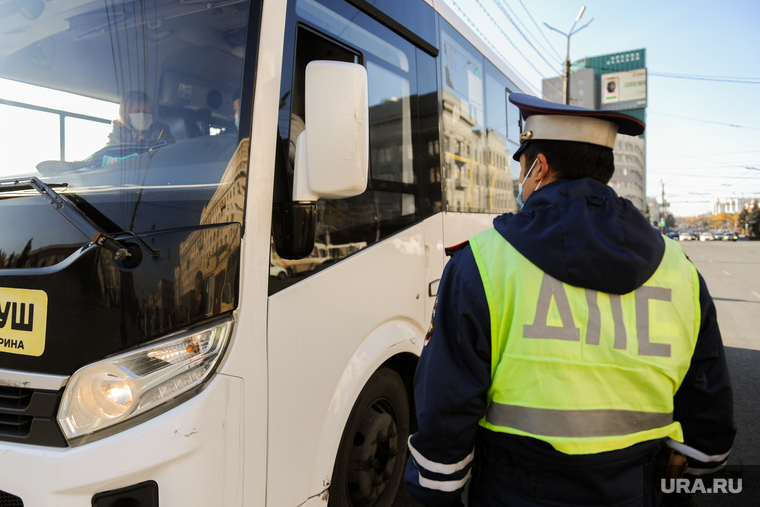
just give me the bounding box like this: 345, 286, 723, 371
713, 232, 724, 241
270, 265, 289, 280
722, 232, 738, 242
667, 231, 680, 240
679, 232, 693, 241
699, 232, 714, 241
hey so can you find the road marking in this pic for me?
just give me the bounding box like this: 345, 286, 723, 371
753, 291, 760, 301
723, 270, 731, 275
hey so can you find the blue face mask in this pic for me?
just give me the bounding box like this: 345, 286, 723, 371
517, 157, 539, 210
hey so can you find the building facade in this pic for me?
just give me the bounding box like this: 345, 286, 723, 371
542, 49, 647, 213
542, 67, 597, 109
713, 198, 754, 215
609, 134, 646, 212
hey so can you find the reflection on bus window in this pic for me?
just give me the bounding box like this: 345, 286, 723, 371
269, 0, 440, 294
441, 20, 518, 214
0, 0, 253, 271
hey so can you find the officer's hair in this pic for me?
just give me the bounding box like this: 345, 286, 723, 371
523, 140, 615, 184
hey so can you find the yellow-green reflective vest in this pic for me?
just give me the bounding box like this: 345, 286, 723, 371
470, 229, 700, 455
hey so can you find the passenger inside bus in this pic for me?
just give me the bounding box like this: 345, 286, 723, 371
107, 91, 175, 147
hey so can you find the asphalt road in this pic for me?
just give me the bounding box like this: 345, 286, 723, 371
392, 239, 760, 506
680, 240, 760, 466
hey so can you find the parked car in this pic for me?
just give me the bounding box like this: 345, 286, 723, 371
722, 232, 738, 242
270, 264, 289, 280
713, 232, 724, 241
699, 232, 714, 241
679, 232, 694, 241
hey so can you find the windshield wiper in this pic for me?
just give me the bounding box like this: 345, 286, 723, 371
0, 177, 159, 267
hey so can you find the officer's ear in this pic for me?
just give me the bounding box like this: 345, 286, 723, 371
533, 153, 551, 181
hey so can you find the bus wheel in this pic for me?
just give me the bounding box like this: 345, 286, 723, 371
330, 367, 409, 507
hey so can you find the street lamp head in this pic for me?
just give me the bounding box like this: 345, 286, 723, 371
575, 6, 586, 22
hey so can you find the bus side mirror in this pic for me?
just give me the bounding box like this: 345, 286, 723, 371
272, 202, 316, 259
293, 61, 369, 201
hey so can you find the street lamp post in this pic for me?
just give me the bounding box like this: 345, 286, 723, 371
544, 7, 594, 105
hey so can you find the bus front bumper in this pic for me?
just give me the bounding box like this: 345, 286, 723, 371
0, 374, 244, 506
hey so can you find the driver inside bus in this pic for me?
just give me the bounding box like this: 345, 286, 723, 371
108, 91, 175, 147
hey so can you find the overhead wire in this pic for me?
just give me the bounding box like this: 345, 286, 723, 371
472, 0, 552, 79
648, 72, 760, 84
649, 148, 760, 158
447, 2, 759, 206
466, 0, 564, 97
491, 0, 563, 72
648, 148, 760, 169
579, 65, 760, 85
516, 0, 564, 62
449, 0, 543, 96
652, 170, 760, 179
649, 112, 760, 131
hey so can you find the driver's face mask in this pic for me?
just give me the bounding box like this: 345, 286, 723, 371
129, 113, 153, 132
235, 114, 240, 130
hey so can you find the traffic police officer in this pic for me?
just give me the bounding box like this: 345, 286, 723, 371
404, 94, 735, 506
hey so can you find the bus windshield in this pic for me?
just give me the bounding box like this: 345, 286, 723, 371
0, 0, 255, 266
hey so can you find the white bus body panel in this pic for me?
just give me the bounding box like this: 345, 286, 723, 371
0, 2, 516, 505
442, 212, 499, 250
264, 211, 502, 505
266, 221, 428, 504
0, 374, 243, 506
213, 0, 288, 505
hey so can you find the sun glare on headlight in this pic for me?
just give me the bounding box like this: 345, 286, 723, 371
78, 372, 133, 419
58, 318, 232, 442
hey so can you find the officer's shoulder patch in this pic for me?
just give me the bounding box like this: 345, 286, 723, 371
445, 240, 469, 257
424, 297, 437, 347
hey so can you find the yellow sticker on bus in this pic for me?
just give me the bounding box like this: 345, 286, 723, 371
0, 288, 48, 357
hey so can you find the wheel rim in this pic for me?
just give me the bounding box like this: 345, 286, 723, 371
345, 399, 399, 507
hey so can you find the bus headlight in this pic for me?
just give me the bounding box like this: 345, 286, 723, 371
78, 371, 133, 419
58, 317, 233, 443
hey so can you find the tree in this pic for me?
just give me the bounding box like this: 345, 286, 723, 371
749, 207, 760, 239
738, 208, 748, 230
710, 212, 734, 230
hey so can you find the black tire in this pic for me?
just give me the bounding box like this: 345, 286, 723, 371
330, 367, 410, 507
277, 270, 287, 280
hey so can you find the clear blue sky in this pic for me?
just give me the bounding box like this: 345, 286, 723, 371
444, 0, 760, 217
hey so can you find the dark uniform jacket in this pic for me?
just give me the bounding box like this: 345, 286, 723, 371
404, 177, 735, 507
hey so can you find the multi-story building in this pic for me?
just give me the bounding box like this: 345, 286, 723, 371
542, 67, 597, 109
713, 198, 754, 215
609, 134, 646, 212
542, 50, 648, 213
646, 197, 660, 225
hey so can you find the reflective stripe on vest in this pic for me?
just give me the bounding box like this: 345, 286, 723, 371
470, 229, 700, 455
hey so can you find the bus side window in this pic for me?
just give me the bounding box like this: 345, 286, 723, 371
441, 19, 519, 214
269, 0, 438, 294
289, 28, 358, 165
